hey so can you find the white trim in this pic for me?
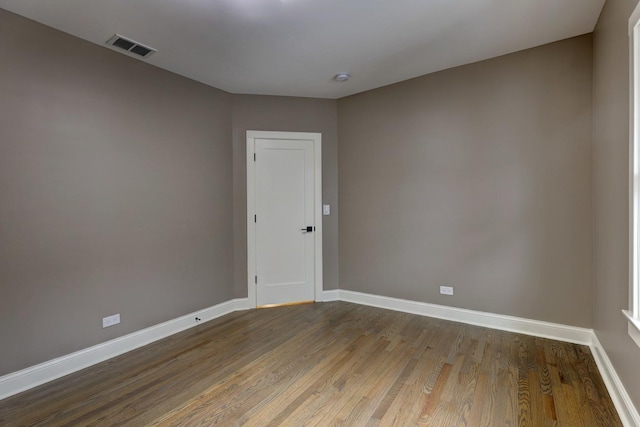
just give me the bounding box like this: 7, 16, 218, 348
233, 297, 253, 311
247, 135, 257, 309
0, 298, 249, 401
246, 131, 323, 308
623, 310, 640, 348
630, 1, 640, 35
322, 289, 340, 302
629, 0, 640, 349
313, 136, 324, 302
591, 334, 640, 427
337, 290, 593, 344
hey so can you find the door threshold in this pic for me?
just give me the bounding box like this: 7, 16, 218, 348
257, 300, 315, 309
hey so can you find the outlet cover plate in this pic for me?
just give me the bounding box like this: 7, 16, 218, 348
102, 313, 121, 328
440, 286, 454, 296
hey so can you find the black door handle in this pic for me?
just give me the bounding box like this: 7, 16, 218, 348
300, 226, 314, 232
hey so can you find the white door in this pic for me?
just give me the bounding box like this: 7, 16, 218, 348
250, 134, 319, 307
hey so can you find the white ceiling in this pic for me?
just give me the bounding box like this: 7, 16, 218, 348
0, 0, 605, 99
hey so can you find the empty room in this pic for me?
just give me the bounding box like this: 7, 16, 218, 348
1, 0, 640, 425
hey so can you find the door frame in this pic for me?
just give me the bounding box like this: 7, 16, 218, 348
246, 130, 323, 308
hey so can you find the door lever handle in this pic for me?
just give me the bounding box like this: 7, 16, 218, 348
300, 226, 314, 233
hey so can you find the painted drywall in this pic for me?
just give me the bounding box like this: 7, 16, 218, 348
338, 35, 593, 327
232, 95, 339, 297
0, 9, 234, 375
592, 0, 640, 409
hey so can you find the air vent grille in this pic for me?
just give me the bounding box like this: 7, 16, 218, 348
106, 34, 156, 58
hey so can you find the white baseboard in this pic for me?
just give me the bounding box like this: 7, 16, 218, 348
591, 334, 640, 427
321, 289, 340, 302
233, 297, 253, 311
0, 298, 249, 401
337, 289, 594, 345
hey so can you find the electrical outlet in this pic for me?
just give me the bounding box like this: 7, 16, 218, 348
440, 286, 454, 296
102, 313, 120, 328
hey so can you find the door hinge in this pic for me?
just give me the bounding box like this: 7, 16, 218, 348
255, 275, 257, 284
254, 215, 257, 223
254, 153, 256, 161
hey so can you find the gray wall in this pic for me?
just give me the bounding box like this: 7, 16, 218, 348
232, 95, 339, 297
6, 5, 640, 416
338, 35, 594, 327
593, 0, 640, 409
0, 9, 234, 375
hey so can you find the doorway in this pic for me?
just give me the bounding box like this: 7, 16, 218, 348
246, 131, 323, 308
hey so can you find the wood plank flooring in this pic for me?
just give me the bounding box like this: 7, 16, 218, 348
0, 302, 622, 426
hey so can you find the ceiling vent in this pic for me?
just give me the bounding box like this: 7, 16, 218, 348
106, 34, 156, 58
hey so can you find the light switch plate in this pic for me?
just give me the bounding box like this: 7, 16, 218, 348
323, 204, 330, 215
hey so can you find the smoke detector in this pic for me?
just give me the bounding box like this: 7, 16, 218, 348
334, 72, 351, 82
106, 34, 156, 58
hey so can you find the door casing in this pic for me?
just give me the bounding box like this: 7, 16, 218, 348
246, 130, 323, 308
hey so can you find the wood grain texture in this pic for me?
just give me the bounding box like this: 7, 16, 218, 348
0, 302, 622, 426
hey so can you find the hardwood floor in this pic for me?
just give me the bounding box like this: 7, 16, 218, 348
0, 302, 622, 426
